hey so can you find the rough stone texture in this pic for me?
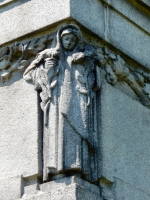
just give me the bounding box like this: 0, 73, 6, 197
100, 81, 150, 195
70, 0, 105, 38
0, 0, 70, 45
109, 8, 150, 69
40, 176, 100, 195
24, 24, 101, 182
24, 182, 40, 196
101, 177, 150, 200
0, 175, 22, 200
129, 0, 150, 17
113, 178, 150, 200
110, 0, 150, 34
22, 192, 51, 200
0, 0, 105, 46
0, 0, 150, 199
0, 71, 42, 179
23, 176, 101, 200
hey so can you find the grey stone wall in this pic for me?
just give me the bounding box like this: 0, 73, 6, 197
0, 71, 42, 179
0, 71, 42, 199
0, 0, 150, 199
100, 81, 150, 197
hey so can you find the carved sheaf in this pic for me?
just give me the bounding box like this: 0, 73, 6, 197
75, 56, 97, 107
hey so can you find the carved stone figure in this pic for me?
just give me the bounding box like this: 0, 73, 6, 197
24, 25, 101, 182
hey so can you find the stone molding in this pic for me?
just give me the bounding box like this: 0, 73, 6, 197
0, 0, 16, 7
134, 0, 150, 8
129, 0, 150, 16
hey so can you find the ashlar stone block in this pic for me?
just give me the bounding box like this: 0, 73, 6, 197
109, 8, 150, 69
100, 81, 150, 195
113, 178, 150, 200
0, 71, 42, 179
22, 176, 101, 200
0, 175, 22, 200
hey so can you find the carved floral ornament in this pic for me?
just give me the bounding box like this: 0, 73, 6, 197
0, 24, 150, 109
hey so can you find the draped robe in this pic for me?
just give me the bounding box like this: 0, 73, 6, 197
24, 32, 101, 182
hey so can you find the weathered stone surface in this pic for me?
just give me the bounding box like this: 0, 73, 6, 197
23, 176, 101, 200
109, 8, 150, 69
22, 191, 51, 200
0, 175, 22, 200
0, 0, 150, 199
113, 178, 150, 200
75, 184, 101, 200
24, 183, 40, 196
110, 0, 150, 34
0, 0, 105, 46
70, 0, 105, 38
24, 24, 101, 182
100, 81, 150, 194
0, 71, 42, 179
40, 176, 100, 195
0, 0, 70, 45
129, 0, 150, 17
101, 177, 150, 200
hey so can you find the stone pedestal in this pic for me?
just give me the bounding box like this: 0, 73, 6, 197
22, 176, 101, 200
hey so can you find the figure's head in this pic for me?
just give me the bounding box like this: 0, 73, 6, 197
54, 25, 82, 52
61, 28, 78, 50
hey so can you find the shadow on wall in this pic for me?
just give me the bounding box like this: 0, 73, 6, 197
0, 70, 26, 87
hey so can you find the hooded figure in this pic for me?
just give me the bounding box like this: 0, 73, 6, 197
24, 24, 101, 182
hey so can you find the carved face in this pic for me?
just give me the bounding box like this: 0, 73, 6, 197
61, 33, 77, 50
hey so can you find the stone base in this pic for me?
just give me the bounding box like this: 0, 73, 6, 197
21, 176, 101, 200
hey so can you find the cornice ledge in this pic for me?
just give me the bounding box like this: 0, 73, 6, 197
0, 0, 17, 7
129, 0, 150, 16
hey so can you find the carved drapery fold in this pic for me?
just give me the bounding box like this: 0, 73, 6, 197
23, 25, 102, 182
